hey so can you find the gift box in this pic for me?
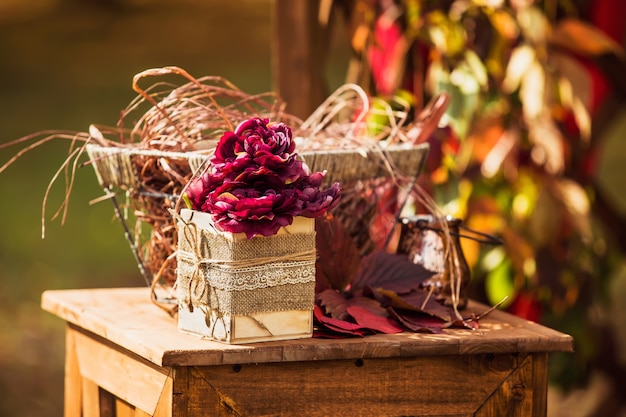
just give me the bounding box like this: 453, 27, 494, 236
175, 208, 317, 343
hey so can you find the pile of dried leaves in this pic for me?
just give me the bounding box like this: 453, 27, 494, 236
313, 181, 488, 337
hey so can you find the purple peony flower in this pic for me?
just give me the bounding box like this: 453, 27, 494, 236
185, 117, 341, 238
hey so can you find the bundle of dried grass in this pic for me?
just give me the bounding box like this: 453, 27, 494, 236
84, 67, 298, 291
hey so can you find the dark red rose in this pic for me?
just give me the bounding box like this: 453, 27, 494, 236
184, 117, 341, 238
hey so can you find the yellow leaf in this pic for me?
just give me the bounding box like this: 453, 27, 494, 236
550, 18, 625, 58
528, 116, 565, 174
502, 44, 535, 93
464, 50, 488, 88
450, 63, 481, 95
481, 126, 517, 178
517, 5, 550, 45
351, 23, 370, 53
528, 184, 562, 247
551, 53, 593, 142
511, 171, 539, 222
553, 178, 592, 241
520, 60, 545, 120
426, 11, 466, 56
471, 0, 505, 7
571, 97, 592, 142
489, 9, 519, 40
462, 212, 503, 269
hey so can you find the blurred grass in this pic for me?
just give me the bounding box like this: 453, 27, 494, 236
0, 2, 275, 416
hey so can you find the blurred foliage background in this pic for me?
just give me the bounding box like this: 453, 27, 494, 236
0, 0, 625, 416
330, 0, 626, 415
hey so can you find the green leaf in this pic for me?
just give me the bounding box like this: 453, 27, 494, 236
485, 256, 515, 308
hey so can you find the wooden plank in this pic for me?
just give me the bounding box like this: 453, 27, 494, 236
115, 398, 153, 417
179, 354, 525, 416
99, 388, 116, 417
531, 353, 549, 416
81, 378, 100, 417
42, 288, 573, 368
474, 353, 546, 417
171, 368, 191, 417
115, 398, 135, 417
64, 327, 82, 417
153, 374, 173, 417
71, 326, 171, 415
273, 0, 328, 118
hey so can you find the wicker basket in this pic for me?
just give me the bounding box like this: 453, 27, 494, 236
87, 143, 429, 188
85, 142, 430, 290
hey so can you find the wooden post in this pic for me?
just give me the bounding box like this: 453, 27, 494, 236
272, 0, 330, 119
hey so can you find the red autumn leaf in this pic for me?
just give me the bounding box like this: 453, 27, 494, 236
316, 288, 387, 321
387, 308, 446, 334
315, 215, 361, 292
313, 305, 370, 337
352, 250, 436, 293
386, 288, 456, 322
316, 289, 352, 321
347, 305, 404, 334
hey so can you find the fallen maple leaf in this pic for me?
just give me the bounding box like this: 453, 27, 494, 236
313, 305, 370, 337
317, 288, 387, 321
315, 215, 361, 292
387, 308, 446, 333
352, 250, 436, 293
347, 305, 404, 334
375, 288, 455, 322
313, 238, 483, 338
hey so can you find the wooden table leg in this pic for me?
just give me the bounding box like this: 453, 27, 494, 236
64, 326, 82, 417
475, 352, 549, 417
64, 325, 174, 417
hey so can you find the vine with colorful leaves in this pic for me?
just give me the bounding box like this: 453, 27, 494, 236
329, 0, 626, 393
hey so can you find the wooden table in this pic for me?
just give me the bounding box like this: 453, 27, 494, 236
42, 287, 573, 417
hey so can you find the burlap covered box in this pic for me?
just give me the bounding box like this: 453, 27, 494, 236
175, 208, 316, 343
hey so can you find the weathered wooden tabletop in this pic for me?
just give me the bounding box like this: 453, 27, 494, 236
41, 287, 573, 368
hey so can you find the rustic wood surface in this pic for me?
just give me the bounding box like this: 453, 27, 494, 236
42, 287, 573, 368
173, 352, 542, 416
46, 288, 574, 416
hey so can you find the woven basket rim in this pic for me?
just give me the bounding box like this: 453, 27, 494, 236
85, 143, 211, 160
